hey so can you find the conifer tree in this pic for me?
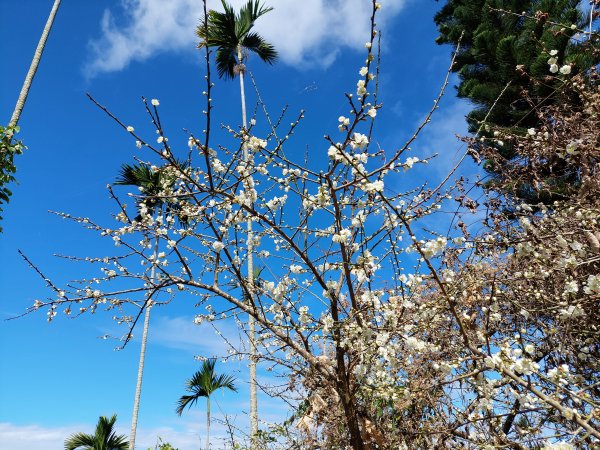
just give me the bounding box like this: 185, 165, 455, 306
435, 0, 598, 203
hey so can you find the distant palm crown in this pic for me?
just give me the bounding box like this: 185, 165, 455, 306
64, 414, 128, 450
115, 162, 191, 225
176, 358, 237, 415
196, 0, 278, 79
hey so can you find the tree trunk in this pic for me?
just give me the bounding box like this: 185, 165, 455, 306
9, 0, 62, 128
335, 351, 365, 450
129, 239, 157, 450
128, 304, 152, 450
206, 396, 211, 450
237, 44, 259, 445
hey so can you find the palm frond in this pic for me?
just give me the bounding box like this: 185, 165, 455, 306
176, 394, 201, 416
95, 414, 116, 445
196, 0, 277, 79
115, 163, 156, 187
241, 32, 277, 64
215, 46, 239, 79
176, 359, 237, 416
239, 0, 273, 24
114, 161, 191, 224
64, 415, 128, 450
64, 432, 95, 450
106, 432, 129, 450
213, 373, 238, 392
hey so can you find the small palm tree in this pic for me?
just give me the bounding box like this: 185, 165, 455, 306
64, 414, 128, 450
196, 2, 277, 441
176, 359, 237, 450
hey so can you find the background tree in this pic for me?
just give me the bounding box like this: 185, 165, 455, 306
64, 414, 128, 450
196, 0, 277, 442
435, 0, 599, 203
176, 359, 237, 450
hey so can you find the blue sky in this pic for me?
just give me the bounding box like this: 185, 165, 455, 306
0, 1, 474, 448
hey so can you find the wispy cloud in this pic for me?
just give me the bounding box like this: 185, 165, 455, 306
147, 315, 243, 357
0, 423, 78, 450
85, 0, 406, 76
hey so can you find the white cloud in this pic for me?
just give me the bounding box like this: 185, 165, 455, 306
0, 423, 79, 450
86, 0, 406, 76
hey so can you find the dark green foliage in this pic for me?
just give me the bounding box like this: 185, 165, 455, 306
64, 414, 128, 450
435, 0, 599, 203
436, 0, 589, 131
0, 125, 25, 232
196, 0, 278, 79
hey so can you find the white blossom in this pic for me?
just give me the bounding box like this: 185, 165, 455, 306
350, 132, 369, 149
357, 79, 367, 96
559, 64, 571, 75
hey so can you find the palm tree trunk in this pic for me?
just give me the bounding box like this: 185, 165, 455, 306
9, 0, 61, 128
129, 237, 158, 450
206, 396, 211, 450
237, 45, 259, 446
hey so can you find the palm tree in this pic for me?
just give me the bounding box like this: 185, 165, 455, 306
2, 0, 61, 232
64, 414, 128, 450
176, 359, 237, 450
10, 0, 62, 128
196, 1, 277, 441
115, 162, 187, 450
196, 0, 277, 84
115, 163, 190, 222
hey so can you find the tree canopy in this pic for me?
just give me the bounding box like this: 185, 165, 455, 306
435, 0, 599, 203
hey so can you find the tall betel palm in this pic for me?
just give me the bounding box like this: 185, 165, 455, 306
115, 162, 187, 450
10, 0, 62, 128
176, 359, 237, 450
64, 414, 128, 450
2, 0, 61, 233
196, 0, 277, 443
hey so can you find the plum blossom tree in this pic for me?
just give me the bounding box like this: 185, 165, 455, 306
19, 1, 600, 449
